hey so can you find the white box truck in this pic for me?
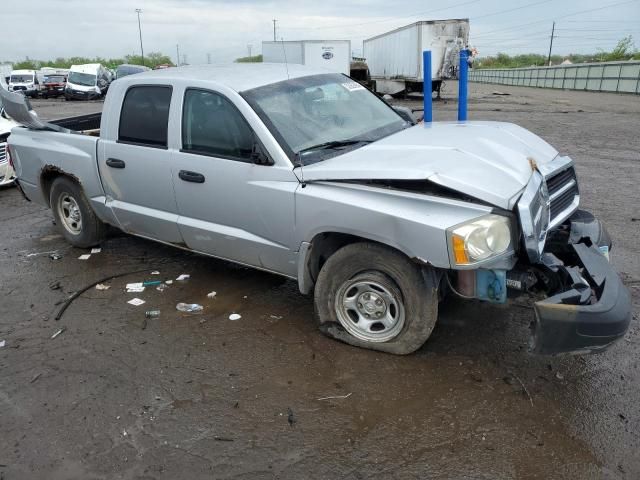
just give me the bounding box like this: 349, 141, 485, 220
363, 19, 470, 96
262, 40, 351, 75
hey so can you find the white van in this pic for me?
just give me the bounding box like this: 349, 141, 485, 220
65, 64, 111, 101
8, 70, 40, 98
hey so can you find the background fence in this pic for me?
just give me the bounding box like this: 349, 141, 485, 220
469, 61, 640, 94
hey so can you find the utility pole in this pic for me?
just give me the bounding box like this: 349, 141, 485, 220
176, 44, 180, 66
183, 54, 187, 66
135, 9, 145, 66
207, 53, 211, 64
547, 21, 555, 66
272, 19, 277, 41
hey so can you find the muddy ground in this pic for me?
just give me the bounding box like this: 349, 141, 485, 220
0, 84, 638, 480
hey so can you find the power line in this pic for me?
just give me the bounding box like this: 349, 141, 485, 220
281, 0, 481, 31
472, 0, 639, 38
472, 0, 554, 21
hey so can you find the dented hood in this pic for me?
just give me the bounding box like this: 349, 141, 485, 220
298, 121, 559, 209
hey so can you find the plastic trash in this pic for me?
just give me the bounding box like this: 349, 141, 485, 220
128, 298, 146, 306
165, 280, 174, 285
229, 313, 241, 321
207, 291, 217, 298
151, 271, 160, 275
143, 280, 161, 287
78, 254, 91, 260
145, 310, 161, 318
156, 283, 168, 292
0, 340, 5, 348
49, 253, 63, 260
176, 303, 203, 313
176, 274, 190, 281
91, 248, 102, 254
95, 284, 110, 291
126, 282, 145, 293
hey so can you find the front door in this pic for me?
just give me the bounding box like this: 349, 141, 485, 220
171, 88, 298, 276
98, 84, 183, 243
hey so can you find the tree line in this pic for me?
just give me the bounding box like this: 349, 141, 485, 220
4, 52, 174, 70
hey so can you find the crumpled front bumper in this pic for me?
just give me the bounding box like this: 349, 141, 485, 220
530, 213, 632, 355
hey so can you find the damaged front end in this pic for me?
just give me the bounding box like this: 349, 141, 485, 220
527, 211, 631, 354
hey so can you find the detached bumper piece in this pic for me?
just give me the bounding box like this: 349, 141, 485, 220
531, 242, 631, 355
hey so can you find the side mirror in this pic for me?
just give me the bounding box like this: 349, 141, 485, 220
392, 106, 416, 125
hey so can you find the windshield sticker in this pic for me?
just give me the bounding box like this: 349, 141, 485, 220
341, 82, 366, 92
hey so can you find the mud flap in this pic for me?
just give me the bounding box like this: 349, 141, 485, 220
531, 243, 631, 355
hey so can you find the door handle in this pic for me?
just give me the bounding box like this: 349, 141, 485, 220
178, 170, 205, 183
106, 158, 126, 169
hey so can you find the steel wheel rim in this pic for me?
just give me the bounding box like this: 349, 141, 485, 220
335, 274, 405, 343
57, 193, 82, 235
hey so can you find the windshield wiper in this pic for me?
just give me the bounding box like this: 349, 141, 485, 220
297, 139, 372, 156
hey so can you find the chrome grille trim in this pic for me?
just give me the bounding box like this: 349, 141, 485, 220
517, 171, 550, 262
0, 142, 7, 164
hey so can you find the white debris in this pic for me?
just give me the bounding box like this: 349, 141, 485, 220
269, 315, 283, 320
78, 254, 91, 260
176, 274, 190, 281
51, 328, 65, 339
165, 280, 173, 285
176, 303, 203, 313
151, 271, 160, 275
95, 284, 110, 291
126, 283, 145, 293
0, 340, 5, 348
229, 313, 242, 321
91, 248, 102, 254
156, 284, 168, 292
207, 291, 217, 298
128, 298, 146, 306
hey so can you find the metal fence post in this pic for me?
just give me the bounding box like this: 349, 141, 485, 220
423, 50, 432, 122
458, 50, 468, 121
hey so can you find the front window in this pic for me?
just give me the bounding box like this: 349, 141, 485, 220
242, 74, 408, 164
68, 72, 97, 87
10, 75, 34, 83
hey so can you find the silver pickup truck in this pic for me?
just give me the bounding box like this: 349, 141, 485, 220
1, 64, 631, 355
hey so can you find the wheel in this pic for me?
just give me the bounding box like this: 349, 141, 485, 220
50, 176, 106, 248
314, 242, 439, 354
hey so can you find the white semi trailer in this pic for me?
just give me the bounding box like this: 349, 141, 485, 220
363, 19, 470, 97
262, 40, 351, 75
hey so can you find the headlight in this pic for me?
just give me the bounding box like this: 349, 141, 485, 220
448, 214, 512, 266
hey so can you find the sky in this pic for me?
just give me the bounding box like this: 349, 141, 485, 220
2, 0, 640, 64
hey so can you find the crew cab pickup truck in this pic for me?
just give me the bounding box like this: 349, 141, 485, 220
1, 64, 631, 355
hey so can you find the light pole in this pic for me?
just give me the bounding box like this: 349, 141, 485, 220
135, 9, 145, 66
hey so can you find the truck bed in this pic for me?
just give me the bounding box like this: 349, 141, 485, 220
51, 112, 102, 135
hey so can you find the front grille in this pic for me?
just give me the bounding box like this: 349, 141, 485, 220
0, 143, 7, 164
546, 166, 579, 225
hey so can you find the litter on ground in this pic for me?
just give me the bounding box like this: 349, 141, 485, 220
156, 284, 168, 292
126, 283, 145, 293
128, 298, 146, 306
49, 253, 63, 260
91, 248, 102, 254
51, 328, 65, 339
165, 280, 173, 285
229, 313, 242, 321
0, 340, 5, 348
78, 254, 91, 260
151, 271, 160, 275
95, 284, 110, 291
176, 303, 203, 313
143, 280, 161, 287
207, 291, 217, 298
176, 274, 190, 281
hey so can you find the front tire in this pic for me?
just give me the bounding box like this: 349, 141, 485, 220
50, 176, 106, 248
314, 242, 439, 355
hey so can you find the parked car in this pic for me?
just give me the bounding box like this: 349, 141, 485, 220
41, 74, 67, 98
0, 106, 18, 186
115, 64, 151, 79
1, 64, 631, 355
65, 64, 111, 100
8, 69, 41, 98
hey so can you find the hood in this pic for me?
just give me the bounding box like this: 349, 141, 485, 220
298, 121, 559, 209
0, 115, 18, 136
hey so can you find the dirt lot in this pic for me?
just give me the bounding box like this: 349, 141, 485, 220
0, 84, 638, 480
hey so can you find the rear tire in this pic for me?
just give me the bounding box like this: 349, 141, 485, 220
314, 242, 439, 355
50, 176, 106, 248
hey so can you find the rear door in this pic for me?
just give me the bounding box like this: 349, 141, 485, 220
170, 87, 299, 276
98, 84, 183, 243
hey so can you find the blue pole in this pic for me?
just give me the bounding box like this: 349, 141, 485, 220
458, 49, 469, 121
423, 50, 432, 122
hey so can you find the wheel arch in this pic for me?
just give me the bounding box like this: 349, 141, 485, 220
40, 166, 81, 207
297, 230, 432, 295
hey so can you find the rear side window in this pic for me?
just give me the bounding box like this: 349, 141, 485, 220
182, 89, 254, 161
119, 86, 172, 148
